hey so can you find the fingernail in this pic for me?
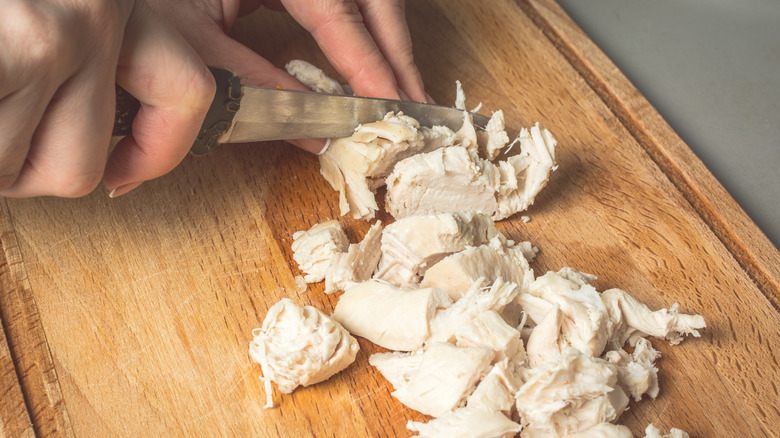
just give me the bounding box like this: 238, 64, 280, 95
425, 92, 436, 104
290, 138, 328, 154
108, 182, 142, 198
397, 88, 410, 101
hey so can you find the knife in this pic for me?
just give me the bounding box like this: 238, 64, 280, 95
113, 67, 490, 155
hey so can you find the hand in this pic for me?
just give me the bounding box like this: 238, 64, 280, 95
0, 0, 215, 198
146, 0, 432, 153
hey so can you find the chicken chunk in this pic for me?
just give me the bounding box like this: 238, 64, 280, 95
248, 299, 359, 407
429, 278, 519, 343
478, 110, 510, 160
319, 112, 456, 220
643, 424, 691, 438
407, 406, 521, 438
324, 221, 384, 293
467, 358, 524, 414
454, 310, 524, 363
519, 270, 613, 359
371, 342, 493, 417
374, 211, 503, 286
285, 59, 345, 95
605, 337, 661, 402
421, 236, 534, 301
515, 348, 629, 437
385, 123, 557, 220
601, 289, 706, 348
332, 280, 452, 351
291, 220, 349, 283
562, 423, 633, 438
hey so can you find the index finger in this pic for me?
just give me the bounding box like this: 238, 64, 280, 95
280, 0, 402, 100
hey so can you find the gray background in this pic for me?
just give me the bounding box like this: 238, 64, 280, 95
557, 0, 779, 248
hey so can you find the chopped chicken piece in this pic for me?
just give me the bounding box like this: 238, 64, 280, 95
294, 275, 307, 293
454, 80, 467, 110
478, 110, 510, 160
332, 280, 451, 351
369, 350, 424, 389
385, 123, 557, 220
455, 112, 479, 151
285, 59, 345, 95
562, 423, 633, 438
557, 267, 597, 286
319, 112, 456, 219
467, 358, 524, 413
291, 220, 349, 283
515, 348, 629, 437
454, 310, 524, 362
605, 337, 661, 402
324, 221, 383, 293
375, 211, 503, 286
248, 299, 359, 407
519, 270, 613, 358
372, 342, 493, 417
601, 289, 706, 348
421, 236, 533, 300
407, 406, 521, 438
525, 304, 563, 367
429, 278, 519, 343
643, 424, 691, 438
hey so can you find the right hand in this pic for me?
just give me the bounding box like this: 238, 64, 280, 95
0, 0, 216, 198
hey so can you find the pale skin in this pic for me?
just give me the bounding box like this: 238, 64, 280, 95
0, 0, 429, 198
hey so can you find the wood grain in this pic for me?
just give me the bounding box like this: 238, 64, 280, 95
0, 1, 778, 437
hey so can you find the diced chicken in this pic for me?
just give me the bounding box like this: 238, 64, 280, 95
601, 289, 706, 348
561, 423, 633, 438
407, 406, 521, 438
429, 278, 519, 343
285, 59, 345, 95
332, 280, 452, 351
519, 270, 613, 359
605, 338, 661, 402
324, 221, 383, 293
478, 110, 510, 160
421, 236, 533, 301
525, 304, 563, 367
467, 358, 524, 414
385, 123, 557, 221
455, 112, 479, 151
454, 80, 467, 110
372, 342, 493, 417
291, 220, 349, 283
319, 112, 457, 220
375, 211, 503, 286
515, 348, 629, 437
643, 424, 691, 438
248, 299, 359, 407
369, 350, 425, 389
454, 310, 524, 363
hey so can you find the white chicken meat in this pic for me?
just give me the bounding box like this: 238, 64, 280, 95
323, 221, 384, 293
291, 220, 349, 283
407, 406, 521, 438
248, 299, 359, 408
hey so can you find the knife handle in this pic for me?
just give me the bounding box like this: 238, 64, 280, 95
112, 66, 242, 155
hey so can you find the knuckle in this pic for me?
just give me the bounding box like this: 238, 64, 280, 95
52, 169, 104, 198
0, 171, 20, 192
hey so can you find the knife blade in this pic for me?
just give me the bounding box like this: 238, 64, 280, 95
113, 67, 490, 155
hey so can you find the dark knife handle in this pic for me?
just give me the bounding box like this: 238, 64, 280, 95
112, 66, 242, 155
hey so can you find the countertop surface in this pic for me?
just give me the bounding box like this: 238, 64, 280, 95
557, 0, 780, 248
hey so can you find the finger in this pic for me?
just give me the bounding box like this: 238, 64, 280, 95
0, 86, 52, 193
354, 0, 428, 103
1, 67, 115, 197
281, 0, 402, 100
104, 1, 215, 195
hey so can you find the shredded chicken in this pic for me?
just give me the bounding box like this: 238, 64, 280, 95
643, 424, 691, 438
515, 348, 629, 437
291, 220, 349, 283
324, 221, 384, 293
248, 299, 359, 407
375, 211, 503, 286
605, 337, 661, 402
371, 342, 493, 417
385, 123, 557, 221
407, 406, 521, 438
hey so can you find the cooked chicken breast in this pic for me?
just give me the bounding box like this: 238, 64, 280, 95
248, 299, 359, 408
291, 220, 349, 283
605, 337, 660, 402
285, 59, 345, 95
332, 280, 452, 351
324, 221, 384, 293
407, 406, 521, 438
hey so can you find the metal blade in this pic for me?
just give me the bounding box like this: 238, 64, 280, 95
220, 87, 490, 144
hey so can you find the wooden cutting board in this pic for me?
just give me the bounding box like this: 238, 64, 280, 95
1, 1, 778, 436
